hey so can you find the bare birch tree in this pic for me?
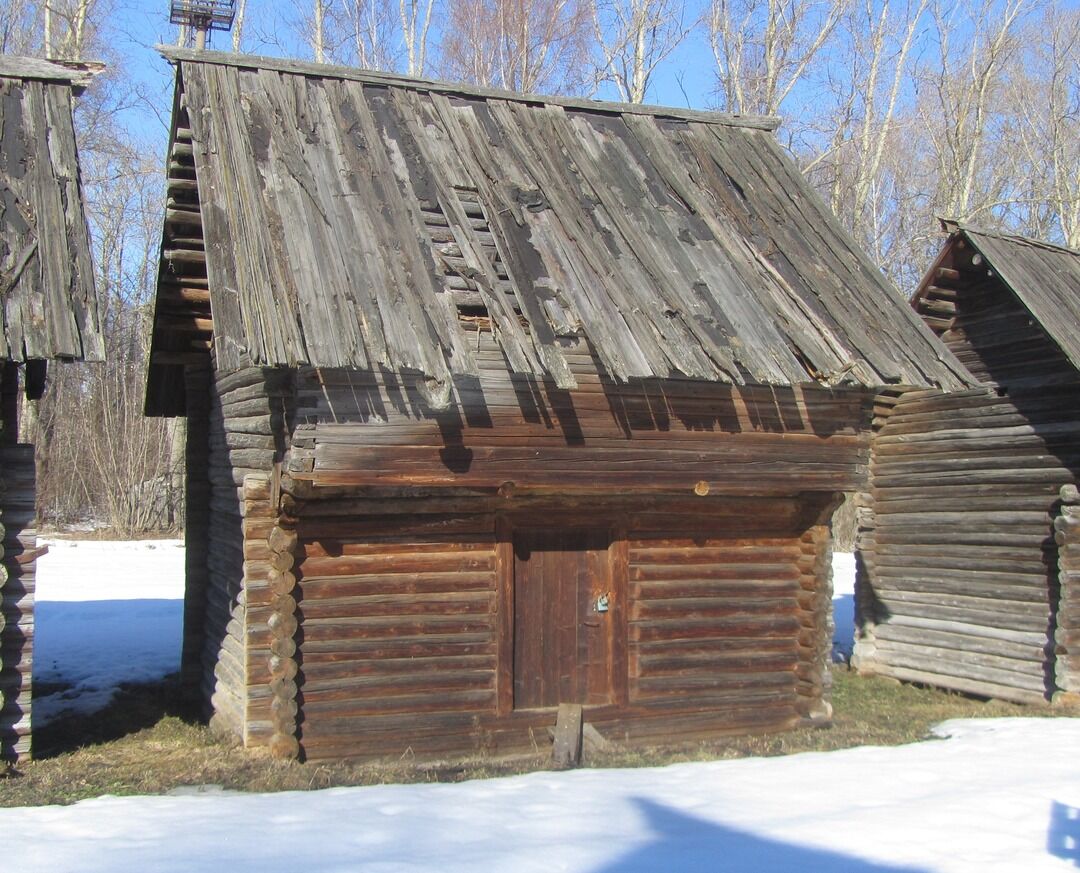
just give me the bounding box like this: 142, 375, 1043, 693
0, 0, 43, 54
34, 0, 109, 59
400, 0, 436, 75
325, 0, 401, 69
1005, 6, 1080, 246
708, 0, 847, 116
920, 0, 1030, 223
440, 0, 593, 94
233, 0, 248, 51
801, 0, 930, 269
593, 0, 688, 103
312, 0, 327, 62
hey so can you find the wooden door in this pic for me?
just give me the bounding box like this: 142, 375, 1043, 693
512, 528, 613, 709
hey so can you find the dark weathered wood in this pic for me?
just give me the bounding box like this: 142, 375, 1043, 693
0, 444, 37, 762
512, 527, 612, 709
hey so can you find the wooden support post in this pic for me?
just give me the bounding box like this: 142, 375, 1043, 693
552, 703, 583, 768
0, 445, 36, 763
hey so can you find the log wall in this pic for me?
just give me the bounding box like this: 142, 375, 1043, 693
183, 365, 291, 745
854, 267, 1080, 703
283, 492, 836, 762
289, 334, 871, 495
0, 444, 36, 762
186, 337, 866, 759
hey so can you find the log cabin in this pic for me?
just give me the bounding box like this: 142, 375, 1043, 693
145, 48, 969, 762
854, 221, 1080, 704
0, 56, 104, 762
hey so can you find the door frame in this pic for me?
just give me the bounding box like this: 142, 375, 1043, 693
495, 511, 628, 716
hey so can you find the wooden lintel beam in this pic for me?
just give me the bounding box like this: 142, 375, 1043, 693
921, 315, 952, 332
919, 299, 957, 317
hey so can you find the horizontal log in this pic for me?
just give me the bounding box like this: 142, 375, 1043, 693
872, 598, 1050, 632
631, 597, 797, 622
872, 624, 1047, 661
630, 615, 801, 643
630, 579, 799, 600
298, 592, 493, 620
873, 637, 1046, 677
299, 569, 497, 599
299, 689, 494, 718
862, 650, 1048, 696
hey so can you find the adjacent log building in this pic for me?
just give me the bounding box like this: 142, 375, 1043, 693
145, 48, 968, 762
0, 56, 104, 761
854, 221, 1080, 704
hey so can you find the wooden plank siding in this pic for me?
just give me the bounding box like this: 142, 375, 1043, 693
854, 230, 1080, 704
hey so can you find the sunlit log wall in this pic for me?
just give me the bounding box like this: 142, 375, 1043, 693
179, 337, 869, 762
854, 242, 1080, 704
181, 364, 294, 747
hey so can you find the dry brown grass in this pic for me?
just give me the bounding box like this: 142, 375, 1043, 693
2, 668, 1076, 808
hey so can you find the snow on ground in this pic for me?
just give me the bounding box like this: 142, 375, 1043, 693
33, 539, 185, 723
832, 551, 856, 661
21, 542, 1080, 872
3, 718, 1080, 872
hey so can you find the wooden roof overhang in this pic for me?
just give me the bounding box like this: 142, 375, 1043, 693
145, 49, 972, 416
0, 57, 104, 379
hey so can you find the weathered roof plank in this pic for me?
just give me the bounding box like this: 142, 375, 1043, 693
487, 99, 666, 380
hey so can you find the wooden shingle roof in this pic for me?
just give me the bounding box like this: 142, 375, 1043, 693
0, 56, 103, 362
928, 222, 1080, 373
147, 48, 968, 412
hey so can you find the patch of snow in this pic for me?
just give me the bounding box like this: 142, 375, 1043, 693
32, 539, 185, 724
3, 718, 1080, 872
832, 551, 856, 661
